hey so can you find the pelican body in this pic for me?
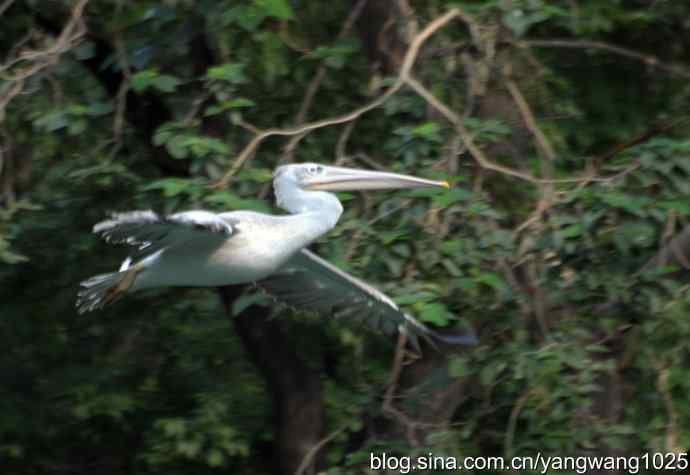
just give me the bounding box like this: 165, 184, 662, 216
78, 163, 476, 346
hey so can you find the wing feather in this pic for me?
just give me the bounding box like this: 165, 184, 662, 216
93, 210, 236, 254
257, 249, 476, 347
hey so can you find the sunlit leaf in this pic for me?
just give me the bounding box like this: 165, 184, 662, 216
256, 0, 295, 20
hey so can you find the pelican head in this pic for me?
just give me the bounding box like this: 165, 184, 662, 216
274, 162, 449, 193
273, 162, 449, 222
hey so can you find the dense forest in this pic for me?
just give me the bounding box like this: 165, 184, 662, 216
2, 1, 690, 474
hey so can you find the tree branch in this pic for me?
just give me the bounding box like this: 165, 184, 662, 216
525, 39, 690, 79
0, 0, 15, 17
211, 8, 461, 188
0, 0, 88, 122
382, 332, 422, 447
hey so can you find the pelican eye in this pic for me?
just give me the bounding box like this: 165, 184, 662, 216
307, 165, 323, 175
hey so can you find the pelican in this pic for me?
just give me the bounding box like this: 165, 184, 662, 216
77, 163, 476, 346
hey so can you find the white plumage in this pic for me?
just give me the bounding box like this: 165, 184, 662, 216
77, 163, 476, 346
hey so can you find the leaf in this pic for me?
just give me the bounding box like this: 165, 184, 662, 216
601, 192, 651, 216
142, 178, 198, 197
463, 117, 511, 140
419, 302, 453, 326
411, 122, 441, 140
448, 357, 472, 378
232, 293, 271, 316
379, 230, 407, 245
206, 63, 247, 83
0, 237, 28, 264
178, 136, 229, 158
87, 102, 114, 116
259, 32, 289, 86
159, 418, 187, 437
207, 449, 224, 467
225, 4, 266, 31
153, 74, 181, 93
153, 123, 175, 146
615, 221, 656, 251
476, 271, 507, 293
433, 187, 473, 207
256, 0, 294, 20
659, 200, 690, 215
68, 119, 87, 135
130, 69, 158, 92
503, 10, 549, 37
308, 38, 361, 69
441, 239, 463, 255
0, 445, 23, 459
33, 110, 67, 132
203, 192, 272, 213
166, 135, 189, 159
406, 185, 450, 199
394, 291, 436, 306
479, 361, 507, 386
176, 440, 201, 458
131, 69, 180, 93
205, 98, 255, 116
235, 167, 274, 182
74, 40, 95, 60
560, 223, 583, 239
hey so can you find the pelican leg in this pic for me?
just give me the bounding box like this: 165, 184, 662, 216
101, 265, 141, 306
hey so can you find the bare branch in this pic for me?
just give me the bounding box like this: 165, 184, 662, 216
406, 73, 635, 186
296, 0, 367, 126
524, 39, 690, 79
595, 117, 689, 165
112, 33, 131, 143
215, 6, 646, 190
212, 90, 399, 187
504, 387, 540, 459
404, 75, 542, 183
335, 120, 356, 162
212, 8, 461, 188
279, 0, 368, 166
294, 426, 346, 475
382, 331, 421, 447
504, 74, 556, 164
652, 358, 682, 453
0, 0, 88, 78
0, 0, 15, 17
0, 0, 88, 121
0, 80, 23, 123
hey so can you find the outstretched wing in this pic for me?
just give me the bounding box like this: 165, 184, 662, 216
93, 210, 236, 254
256, 249, 476, 347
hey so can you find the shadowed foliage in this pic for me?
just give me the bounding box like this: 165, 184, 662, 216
2, 1, 690, 474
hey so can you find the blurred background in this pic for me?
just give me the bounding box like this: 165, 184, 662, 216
2, 1, 690, 474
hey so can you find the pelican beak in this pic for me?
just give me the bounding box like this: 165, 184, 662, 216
303, 165, 449, 191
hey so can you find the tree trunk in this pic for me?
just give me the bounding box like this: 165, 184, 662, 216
219, 286, 325, 475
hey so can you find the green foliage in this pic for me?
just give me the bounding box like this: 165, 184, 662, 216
0, 200, 35, 263
308, 38, 361, 69
223, 0, 295, 31
154, 123, 230, 160
144, 395, 250, 468
255, 0, 295, 20
3, 0, 690, 474
205, 63, 248, 84
131, 69, 182, 93
32, 102, 114, 135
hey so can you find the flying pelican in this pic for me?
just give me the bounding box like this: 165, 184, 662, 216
77, 163, 476, 346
